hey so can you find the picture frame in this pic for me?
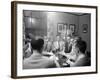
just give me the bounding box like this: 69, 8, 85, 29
57, 23, 68, 35
82, 24, 88, 33
11, 1, 98, 78
69, 24, 76, 34
57, 23, 64, 33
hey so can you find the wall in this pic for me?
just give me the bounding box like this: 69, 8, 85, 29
47, 12, 79, 40
78, 14, 91, 52
24, 11, 79, 39
24, 10, 47, 36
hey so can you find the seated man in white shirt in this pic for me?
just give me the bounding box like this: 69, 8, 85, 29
52, 35, 60, 52
23, 38, 59, 69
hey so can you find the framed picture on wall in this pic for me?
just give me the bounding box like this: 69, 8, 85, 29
57, 23, 68, 34
69, 24, 76, 33
57, 23, 64, 33
11, 1, 98, 78
82, 24, 88, 33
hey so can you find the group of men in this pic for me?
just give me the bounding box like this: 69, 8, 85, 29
43, 35, 73, 54
23, 30, 90, 69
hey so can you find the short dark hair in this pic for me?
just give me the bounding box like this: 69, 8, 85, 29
75, 40, 87, 53
31, 38, 44, 53
26, 34, 31, 39
74, 36, 82, 41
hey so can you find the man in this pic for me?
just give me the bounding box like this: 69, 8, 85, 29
64, 36, 72, 53
23, 38, 58, 69
53, 35, 60, 52
67, 40, 90, 67
43, 36, 48, 51
59, 38, 65, 52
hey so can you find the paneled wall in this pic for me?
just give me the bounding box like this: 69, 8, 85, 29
47, 12, 79, 40
24, 11, 79, 38
78, 14, 91, 52
23, 10, 47, 36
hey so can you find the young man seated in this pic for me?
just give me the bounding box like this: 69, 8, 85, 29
66, 40, 90, 67
23, 38, 59, 69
